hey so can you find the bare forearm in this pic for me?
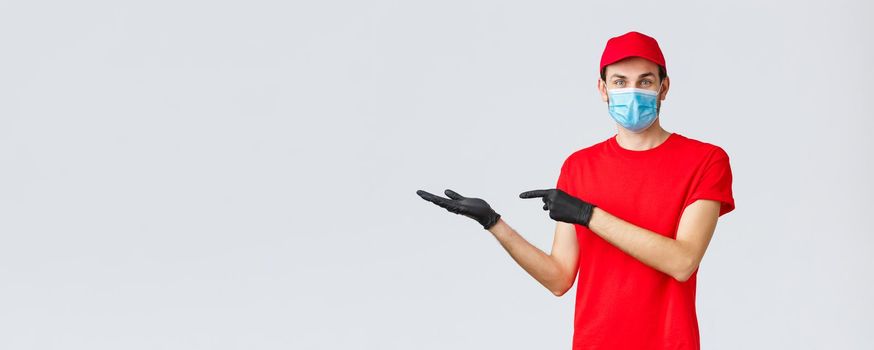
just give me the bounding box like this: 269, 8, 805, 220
587, 208, 691, 281
487, 218, 571, 295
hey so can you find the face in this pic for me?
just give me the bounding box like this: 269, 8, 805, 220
598, 56, 669, 106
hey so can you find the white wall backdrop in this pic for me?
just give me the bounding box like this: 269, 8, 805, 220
1, 0, 872, 349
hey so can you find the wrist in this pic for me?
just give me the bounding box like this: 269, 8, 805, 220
486, 217, 506, 234
584, 206, 602, 229
578, 203, 596, 227
482, 213, 501, 230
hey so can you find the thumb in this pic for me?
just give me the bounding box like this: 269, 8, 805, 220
444, 189, 465, 200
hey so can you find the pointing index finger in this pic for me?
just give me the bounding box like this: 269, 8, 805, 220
519, 189, 550, 199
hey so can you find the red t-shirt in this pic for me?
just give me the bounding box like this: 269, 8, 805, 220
555, 132, 735, 349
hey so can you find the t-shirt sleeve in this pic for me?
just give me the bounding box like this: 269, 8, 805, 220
687, 147, 735, 217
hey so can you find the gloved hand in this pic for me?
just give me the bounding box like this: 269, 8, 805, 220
416, 189, 501, 229
519, 188, 596, 227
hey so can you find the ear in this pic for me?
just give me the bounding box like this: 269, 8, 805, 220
598, 78, 608, 102
659, 76, 670, 101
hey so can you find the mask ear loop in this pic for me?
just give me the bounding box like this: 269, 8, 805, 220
655, 80, 665, 116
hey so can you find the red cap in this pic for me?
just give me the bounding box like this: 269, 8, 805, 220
599, 31, 666, 75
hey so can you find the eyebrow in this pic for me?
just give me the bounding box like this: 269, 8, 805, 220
610, 72, 656, 80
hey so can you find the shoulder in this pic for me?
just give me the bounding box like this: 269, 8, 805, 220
561, 136, 612, 164
557, 139, 609, 172
673, 133, 730, 161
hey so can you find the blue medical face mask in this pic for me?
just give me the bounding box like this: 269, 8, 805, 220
606, 84, 663, 133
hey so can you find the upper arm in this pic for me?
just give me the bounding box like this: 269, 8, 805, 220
550, 221, 579, 287
675, 199, 721, 279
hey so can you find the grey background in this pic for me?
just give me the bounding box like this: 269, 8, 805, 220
1, 0, 872, 349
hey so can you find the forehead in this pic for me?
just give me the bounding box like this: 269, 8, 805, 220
605, 57, 659, 78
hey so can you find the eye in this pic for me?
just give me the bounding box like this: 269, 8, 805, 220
614, 80, 625, 87
640, 80, 652, 87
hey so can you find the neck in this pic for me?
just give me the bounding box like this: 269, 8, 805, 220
615, 121, 671, 151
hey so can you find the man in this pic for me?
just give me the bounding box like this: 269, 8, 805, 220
416, 31, 734, 349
